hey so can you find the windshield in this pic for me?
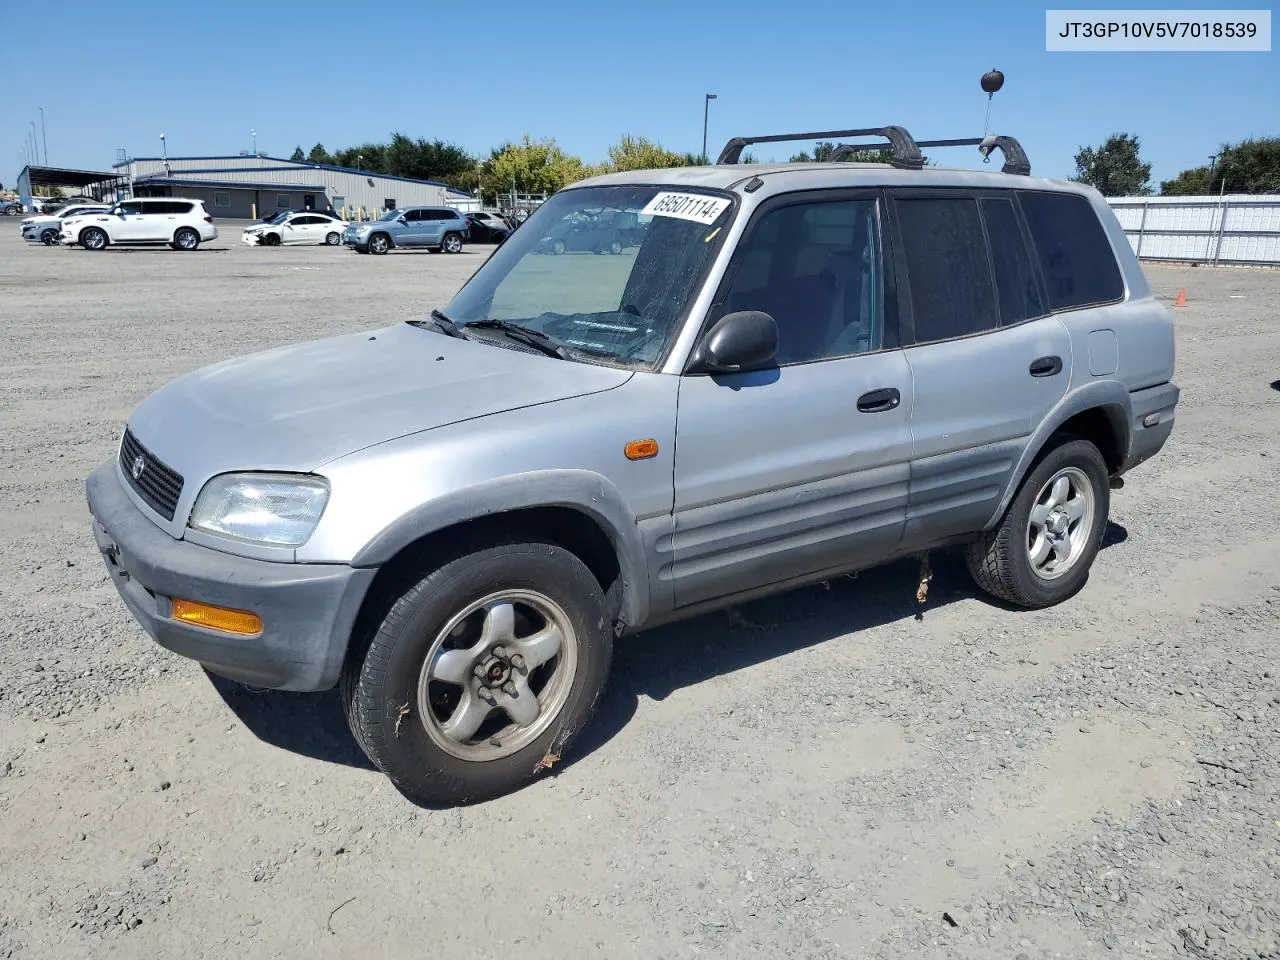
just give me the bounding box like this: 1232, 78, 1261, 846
442, 185, 734, 368
378, 208, 403, 222
264, 211, 290, 224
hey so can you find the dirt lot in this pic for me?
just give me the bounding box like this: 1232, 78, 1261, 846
0, 224, 1277, 960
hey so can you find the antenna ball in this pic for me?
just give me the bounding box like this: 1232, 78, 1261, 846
981, 69, 1004, 94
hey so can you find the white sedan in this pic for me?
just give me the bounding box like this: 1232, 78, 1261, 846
21, 204, 111, 244
242, 211, 349, 246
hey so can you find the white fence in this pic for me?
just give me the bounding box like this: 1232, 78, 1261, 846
1107, 195, 1280, 266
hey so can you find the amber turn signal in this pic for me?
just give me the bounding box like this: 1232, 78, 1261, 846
624, 438, 660, 461
171, 598, 263, 636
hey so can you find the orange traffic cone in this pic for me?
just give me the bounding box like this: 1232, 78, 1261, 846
1173, 288, 1187, 307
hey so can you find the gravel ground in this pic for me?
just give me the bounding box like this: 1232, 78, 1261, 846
0, 224, 1277, 959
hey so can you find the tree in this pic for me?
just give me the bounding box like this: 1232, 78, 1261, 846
604, 135, 688, 172
1159, 166, 1211, 196
289, 145, 305, 162
307, 143, 331, 165
1160, 137, 1280, 195
1072, 133, 1152, 196
484, 135, 589, 198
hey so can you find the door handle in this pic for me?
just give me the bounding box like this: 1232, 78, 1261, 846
857, 387, 901, 413
1029, 356, 1063, 377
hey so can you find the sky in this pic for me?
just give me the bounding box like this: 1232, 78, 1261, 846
2, 0, 1275, 192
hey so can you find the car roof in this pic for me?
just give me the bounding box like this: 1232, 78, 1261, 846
563, 162, 1094, 198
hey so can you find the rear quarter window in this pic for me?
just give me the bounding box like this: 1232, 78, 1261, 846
1018, 191, 1125, 311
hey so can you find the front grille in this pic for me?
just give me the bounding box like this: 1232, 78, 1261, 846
119, 428, 184, 521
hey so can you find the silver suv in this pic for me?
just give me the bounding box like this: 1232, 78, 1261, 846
86, 125, 1179, 806
344, 206, 468, 254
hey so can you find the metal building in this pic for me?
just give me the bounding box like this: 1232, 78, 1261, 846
112, 154, 476, 220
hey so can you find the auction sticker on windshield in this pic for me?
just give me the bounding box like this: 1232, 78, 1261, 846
640, 192, 731, 225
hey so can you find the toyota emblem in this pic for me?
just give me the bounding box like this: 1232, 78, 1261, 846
131, 455, 146, 480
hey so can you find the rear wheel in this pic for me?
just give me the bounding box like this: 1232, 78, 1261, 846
965, 436, 1110, 609
369, 233, 391, 255
40, 228, 59, 245
342, 539, 612, 806
173, 227, 200, 251
442, 232, 463, 254
80, 227, 108, 250
325, 231, 340, 245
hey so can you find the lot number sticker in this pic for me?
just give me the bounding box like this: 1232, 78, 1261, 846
641, 192, 731, 225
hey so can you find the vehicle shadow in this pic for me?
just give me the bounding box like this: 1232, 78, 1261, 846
208, 522, 1128, 781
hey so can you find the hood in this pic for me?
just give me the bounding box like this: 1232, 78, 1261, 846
126, 321, 633, 487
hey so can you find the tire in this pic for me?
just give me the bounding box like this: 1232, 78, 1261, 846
40, 228, 59, 245
80, 227, 108, 251
965, 436, 1110, 609
3, 206, 18, 216
442, 232, 463, 254
609, 240, 623, 255
369, 232, 391, 255
173, 227, 200, 251
262, 233, 281, 247
342, 539, 612, 806
325, 231, 340, 245
552, 240, 565, 255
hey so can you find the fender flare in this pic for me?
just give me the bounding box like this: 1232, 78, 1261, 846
982, 381, 1132, 529
351, 469, 651, 628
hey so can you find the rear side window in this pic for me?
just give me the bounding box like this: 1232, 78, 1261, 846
1018, 192, 1124, 310
896, 197, 997, 343
981, 198, 1046, 325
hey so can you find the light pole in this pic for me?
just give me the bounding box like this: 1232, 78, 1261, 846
702, 93, 718, 163
160, 133, 169, 176
252, 128, 257, 156
39, 107, 47, 166
30, 121, 40, 165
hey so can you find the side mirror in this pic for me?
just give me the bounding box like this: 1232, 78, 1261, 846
397, 216, 408, 224
692, 310, 778, 373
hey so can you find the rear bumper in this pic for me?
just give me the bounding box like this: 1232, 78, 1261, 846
86, 462, 375, 691
1120, 381, 1179, 474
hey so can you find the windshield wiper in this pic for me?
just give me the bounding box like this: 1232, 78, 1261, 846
408, 309, 466, 338
462, 319, 570, 360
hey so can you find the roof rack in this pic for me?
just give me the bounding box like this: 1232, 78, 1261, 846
716, 125, 1031, 176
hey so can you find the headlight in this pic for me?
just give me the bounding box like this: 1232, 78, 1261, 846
189, 473, 329, 546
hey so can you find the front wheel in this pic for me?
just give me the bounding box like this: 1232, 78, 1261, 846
41, 228, 59, 245
325, 231, 340, 245
965, 437, 1110, 609
442, 232, 463, 254
369, 233, 391, 255
342, 540, 612, 806
80, 227, 108, 250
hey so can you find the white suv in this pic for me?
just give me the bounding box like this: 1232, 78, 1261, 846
61, 198, 219, 251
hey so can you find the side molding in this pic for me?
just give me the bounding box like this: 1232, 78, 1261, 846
351, 470, 652, 629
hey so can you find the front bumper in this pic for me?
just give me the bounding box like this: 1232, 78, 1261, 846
86, 462, 375, 691
242, 232, 263, 245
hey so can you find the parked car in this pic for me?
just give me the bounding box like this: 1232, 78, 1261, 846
343, 206, 468, 254
61, 198, 218, 251
85, 123, 1179, 806
464, 211, 512, 243
243, 211, 348, 246
21, 203, 111, 244
1, 199, 23, 216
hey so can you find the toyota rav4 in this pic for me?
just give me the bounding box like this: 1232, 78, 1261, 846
86, 125, 1179, 806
